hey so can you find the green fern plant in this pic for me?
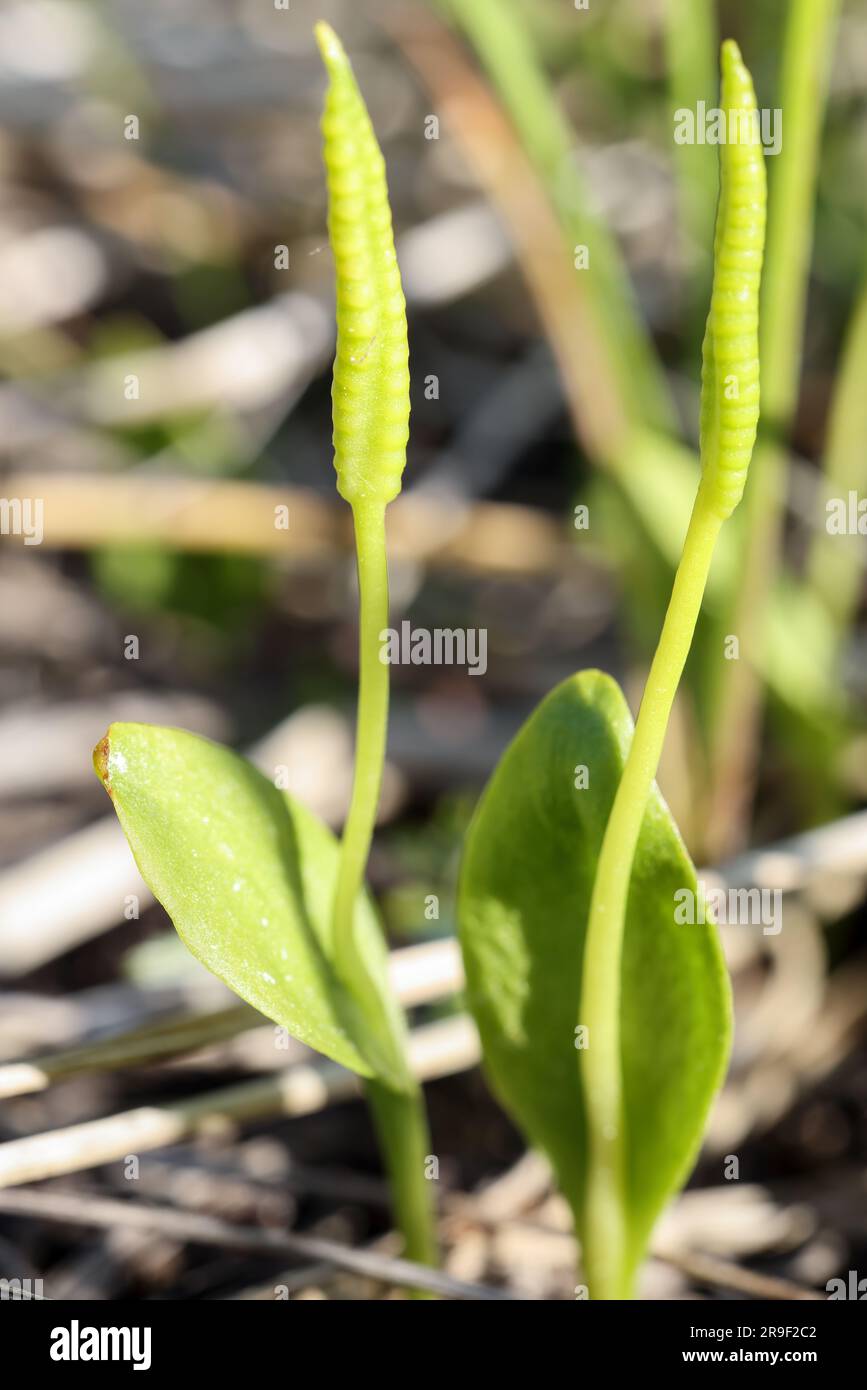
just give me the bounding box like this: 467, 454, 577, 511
94, 21, 436, 1278
457, 39, 766, 1300
93, 30, 768, 1303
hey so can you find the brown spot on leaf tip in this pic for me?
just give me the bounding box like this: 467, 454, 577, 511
93, 733, 113, 794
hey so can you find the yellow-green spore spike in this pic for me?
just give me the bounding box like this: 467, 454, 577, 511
315, 22, 410, 512
699, 40, 767, 520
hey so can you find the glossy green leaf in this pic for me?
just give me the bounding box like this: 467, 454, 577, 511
94, 722, 410, 1091
457, 671, 731, 1278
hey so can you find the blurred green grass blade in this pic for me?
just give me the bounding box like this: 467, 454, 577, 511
805, 278, 867, 635
704, 0, 841, 854
759, 0, 841, 434
436, 0, 675, 433
664, 0, 719, 332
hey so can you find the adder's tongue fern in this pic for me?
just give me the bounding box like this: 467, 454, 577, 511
314, 22, 410, 989
578, 39, 766, 1299
315, 23, 437, 1277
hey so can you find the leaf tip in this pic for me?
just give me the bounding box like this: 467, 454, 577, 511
720, 37, 759, 121
568, 666, 621, 707
314, 20, 346, 73
93, 731, 110, 788
93, 726, 126, 797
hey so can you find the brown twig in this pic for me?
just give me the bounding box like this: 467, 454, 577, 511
0, 470, 571, 574
652, 1246, 824, 1302
0, 939, 465, 1099
0, 1004, 257, 1100
0, 1186, 520, 1301
0, 1016, 479, 1189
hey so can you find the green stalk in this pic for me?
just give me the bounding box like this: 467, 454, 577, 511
579, 39, 766, 1298
704, 0, 840, 856
579, 484, 722, 1299
366, 1078, 438, 1273
331, 501, 437, 1283
437, 0, 674, 433
316, 22, 437, 1280
331, 504, 391, 980
804, 277, 867, 638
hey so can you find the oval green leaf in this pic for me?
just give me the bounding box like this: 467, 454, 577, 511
457, 670, 731, 1281
94, 722, 410, 1090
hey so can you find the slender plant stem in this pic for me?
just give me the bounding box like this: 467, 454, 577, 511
579, 483, 723, 1300
332, 502, 391, 977
703, 0, 840, 857
366, 1078, 438, 1280
330, 500, 438, 1275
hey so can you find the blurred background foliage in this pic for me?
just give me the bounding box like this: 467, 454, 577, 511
0, 0, 866, 1298
0, 0, 864, 910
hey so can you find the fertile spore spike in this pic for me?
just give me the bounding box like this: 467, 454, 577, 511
315, 21, 410, 511
699, 39, 767, 519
